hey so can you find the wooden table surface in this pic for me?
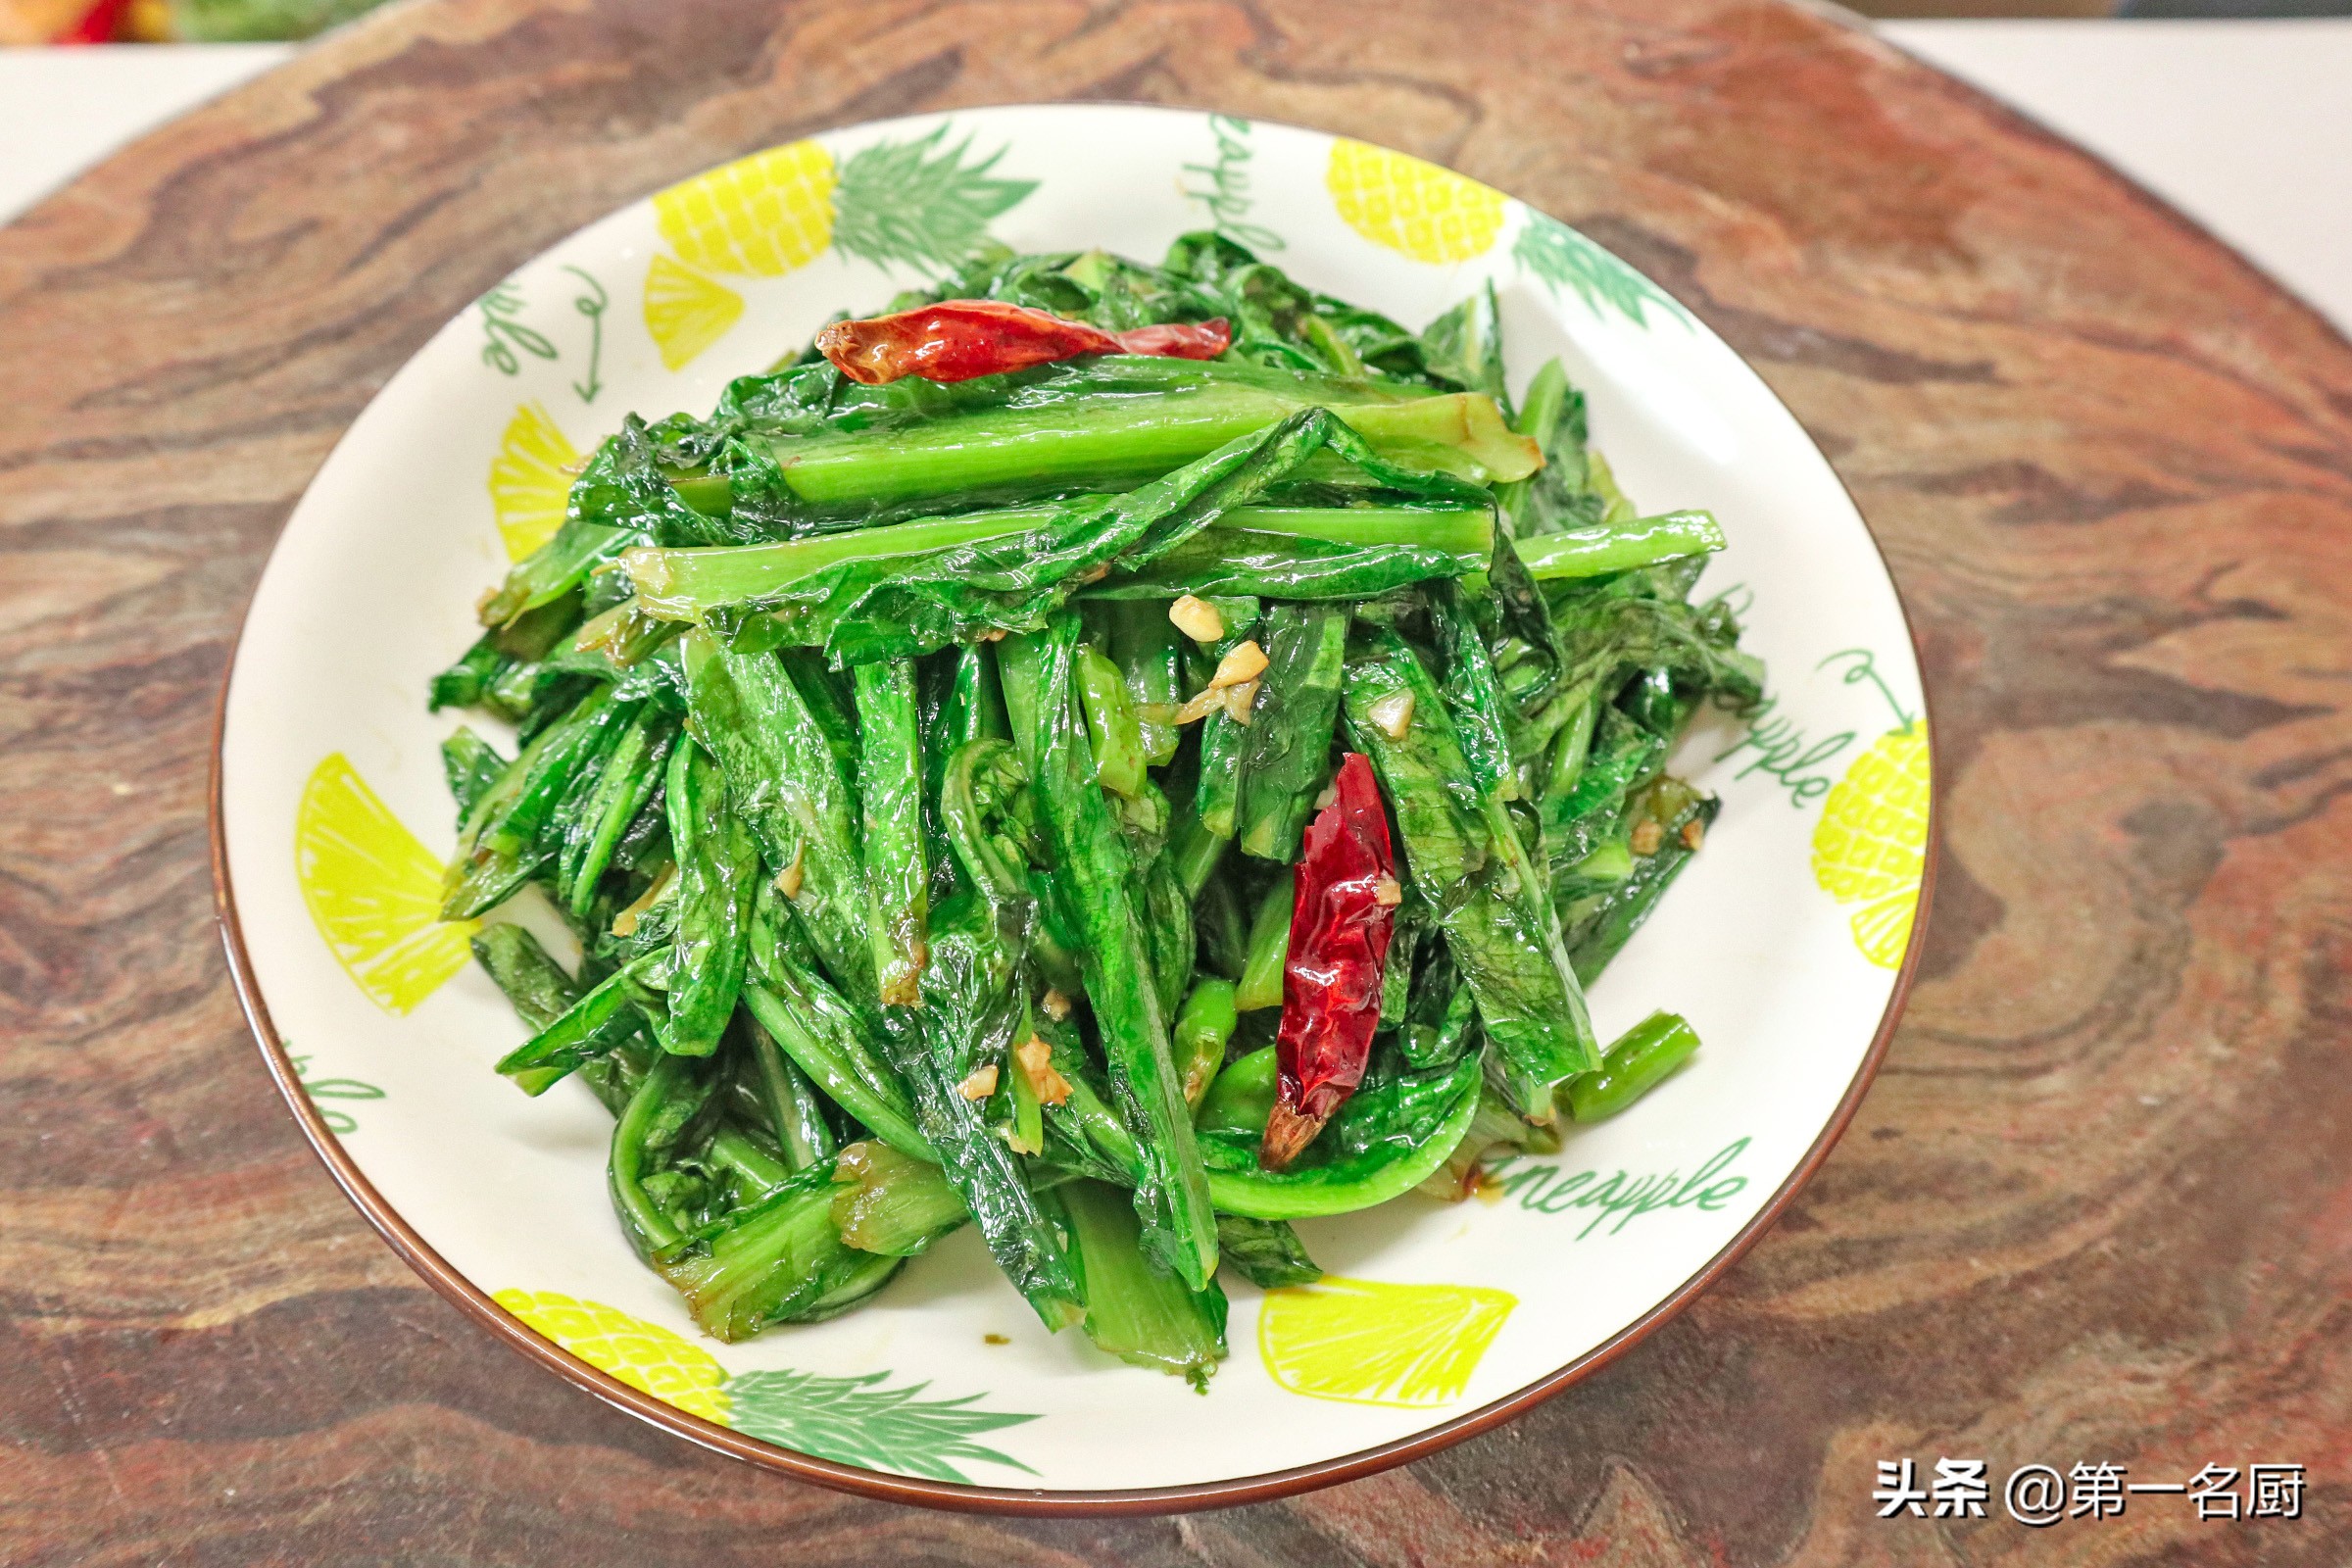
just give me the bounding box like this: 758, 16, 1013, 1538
6, 1, 2351, 1561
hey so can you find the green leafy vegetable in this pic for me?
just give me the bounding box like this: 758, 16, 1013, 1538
434, 227, 1757, 1381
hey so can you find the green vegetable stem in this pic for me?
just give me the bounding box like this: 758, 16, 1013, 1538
1563, 1011, 1702, 1122
435, 225, 1756, 1369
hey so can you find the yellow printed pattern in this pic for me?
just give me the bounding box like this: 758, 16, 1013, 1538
494, 1289, 733, 1425
1327, 141, 1506, 264
654, 139, 839, 278
487, 402, 579, 562
1259, 1276, 1515, 1406
643, 139, 836, 369
1811, 722, 1931, 968
295, 754, 475, 1015
642, 254, 747, 372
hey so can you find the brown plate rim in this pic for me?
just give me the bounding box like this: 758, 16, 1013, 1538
207, 116, 1939, 1512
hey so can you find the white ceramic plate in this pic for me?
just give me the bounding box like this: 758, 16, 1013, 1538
214, 103, 1932, 1509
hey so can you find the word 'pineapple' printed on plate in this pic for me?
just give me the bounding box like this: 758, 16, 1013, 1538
1810, 650, 1930, 968
295, 754, 476, 1015
290, 1052, 386, 1136
494, 1290, 1038, 1484
643, 124, 1037, 370
488, 402, 580, 562
1258, 1276, 1515, 1407
1327, 139, 1506, 265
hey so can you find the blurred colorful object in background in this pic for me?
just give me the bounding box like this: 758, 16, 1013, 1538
2, 0, 388, 43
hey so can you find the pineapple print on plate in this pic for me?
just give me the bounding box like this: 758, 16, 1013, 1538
295, 754, 475, 1015
487, 402, 579, 562
644, 124, 1037, 370
1811, 652, 1931, 968
1259, 1277, 1515, 1407
495, 1291, 1038, 1484
1512, 212, 1690, 330
1327, 139, 1506, 264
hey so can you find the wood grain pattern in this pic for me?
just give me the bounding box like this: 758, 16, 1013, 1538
5, 0, 2351, 1559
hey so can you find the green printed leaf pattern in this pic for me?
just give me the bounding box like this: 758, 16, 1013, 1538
1512, 213, 1690, 329
725, 1368, 1041, 1483
495, 1290, 1038, 1484
828, 125, 1038, 276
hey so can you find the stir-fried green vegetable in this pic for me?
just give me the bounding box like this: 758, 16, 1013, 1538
431, 230, 1757, 1388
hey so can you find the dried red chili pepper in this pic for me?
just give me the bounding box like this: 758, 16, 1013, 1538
57, 0, 131, 41
816, 299, 1231, 385
1261, 753, 1400, 1171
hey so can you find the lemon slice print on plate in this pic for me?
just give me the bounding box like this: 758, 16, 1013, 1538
1259, 1276, 1516, 1406
1812, 719, 1931, 968
295, 753, 476, 1015
486, 402, 579, 561
642, 125, 1036, 370
1327, 140, 1507, 265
